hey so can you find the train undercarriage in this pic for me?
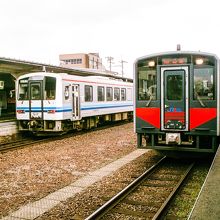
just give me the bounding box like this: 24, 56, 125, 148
18, 112, 133, 136
137, 132, 219, 156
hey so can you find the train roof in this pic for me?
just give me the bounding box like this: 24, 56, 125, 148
135, 51, 219, 63
17, 72, 133, 85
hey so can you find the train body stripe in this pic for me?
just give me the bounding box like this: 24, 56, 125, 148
16, 104, 133, 113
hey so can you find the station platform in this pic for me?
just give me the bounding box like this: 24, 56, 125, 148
0, 118, 18, 137
188, 146, 220, 220
1, 149, 148, 220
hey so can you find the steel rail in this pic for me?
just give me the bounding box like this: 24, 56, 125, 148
0, 138, 50, 153
152, 162, 195, 220
85, 156, 167, 220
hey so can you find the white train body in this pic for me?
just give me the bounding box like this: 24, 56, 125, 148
16, 72, 133, 134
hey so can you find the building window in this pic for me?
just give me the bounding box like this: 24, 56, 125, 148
77, 59, 82, 64
85, 85, 93, 102
106, 87, 113, 101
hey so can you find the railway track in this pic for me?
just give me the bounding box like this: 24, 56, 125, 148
0, 121, 130, 153
86, 156, 195, 220
0, 137, 51, 153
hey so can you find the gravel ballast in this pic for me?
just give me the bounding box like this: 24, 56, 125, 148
0, 123, 140, 217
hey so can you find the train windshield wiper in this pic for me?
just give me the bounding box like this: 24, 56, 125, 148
146, 95, 153, 107
197, 95, 206, 107
146, 85, 156, 107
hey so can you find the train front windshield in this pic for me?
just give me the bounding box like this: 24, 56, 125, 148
18, 78, 29, 100
136, 54, 216, 105
18, 76, 56, 100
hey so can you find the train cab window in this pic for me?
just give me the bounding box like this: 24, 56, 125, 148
98, 86, 105, 101
138, 68, 156, 100
167, 75, 183, 100
18, 78, 28, 100
121, 88, 126, 101
45, 77, 56, 100
85, 85, 93, 102
194, 68, 214, 100
106, 87, 113, 101
31, 84, 41, 100
114, 87, 120, 101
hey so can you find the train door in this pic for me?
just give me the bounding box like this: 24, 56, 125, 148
29, 81, 43, 120
72, 84, 80, 120
161, 66, 189, 131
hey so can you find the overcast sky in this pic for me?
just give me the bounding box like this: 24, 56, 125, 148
0, 0, 220, 78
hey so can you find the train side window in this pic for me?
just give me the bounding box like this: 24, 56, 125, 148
18, 79, 28, 100
106, 87, 113, 101
98, 86, 105, 101
114, 87, 120, 101
85, 85, 93, 102
64, 86, 70, 100
121, 88, 126, 101
137, 68, 156, 100
193, 68, 214, 100
45, 77, 56, 100
127, 88, 132, 101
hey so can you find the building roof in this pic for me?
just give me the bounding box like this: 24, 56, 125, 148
0, 56, 133, 82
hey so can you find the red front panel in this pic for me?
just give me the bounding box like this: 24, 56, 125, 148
189, 108, 217, 130
136, 107, 217, 130
136, 107, 160, 128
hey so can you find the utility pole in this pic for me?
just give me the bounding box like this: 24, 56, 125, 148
105, 56, 114, 72
119, 59, 128, 77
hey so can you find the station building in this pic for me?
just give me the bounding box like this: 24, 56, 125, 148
0, 73, 15, 118
59, 53, 106, 71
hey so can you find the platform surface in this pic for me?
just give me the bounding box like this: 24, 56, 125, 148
188, 146, 220, 220
1, 149, 148, 220
0, 119, 17, 136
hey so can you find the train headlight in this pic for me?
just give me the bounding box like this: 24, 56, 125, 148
148, 60, 155, 67
195, 58, 204, 65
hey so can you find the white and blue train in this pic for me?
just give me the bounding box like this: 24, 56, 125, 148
16, 72, 133, 135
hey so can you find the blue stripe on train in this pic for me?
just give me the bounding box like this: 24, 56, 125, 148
16, 104, 133, 112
